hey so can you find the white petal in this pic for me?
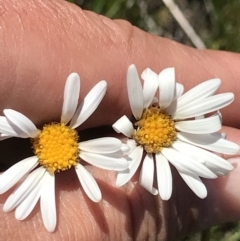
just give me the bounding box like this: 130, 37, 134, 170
195, 115, 205, 120
0, 133, 14, 141
103, 150, 125, 158
112, 115, 134, 138
40, 172, 56, 233
155, 153, 172, 200
221, 133, 227, 139
121, 143, 130, 154
0, 116, 19, 137
4, 109, 39, 138
209, 110, 222, 124
173, 93, 234, 119
61, 73, 80, 124
0, 156, 38, 194
3, 167, 45, 212
203, 165, 230, 176
173, 83, 184, 100
175, 115, 221, 134
172, 141, 234, 173
139, 154, 158, 195
75, 164, 102, 202
80, 137, 122, 154
159, 68, 176, 109
15, 178, 42, 220
116, 146, 143, 186
70, 81, 107, 129
166, 79, 221, 116
161, 148, 217, 179
127, 139, 137, 150
176, 78, 221, 108
79, 151, 128, 171
141, 68, 159, 108
178, 171, 207, 199
121, 139, 137, 155
177, 132, 240, 155
127, 64, 143, 119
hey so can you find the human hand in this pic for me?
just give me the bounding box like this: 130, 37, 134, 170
0, 0, 240, 240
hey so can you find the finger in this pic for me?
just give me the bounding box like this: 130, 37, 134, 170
169, 126, 240, 238
0, 126, 239, 240
0, 163, 164, 240
0, 0, 240, 129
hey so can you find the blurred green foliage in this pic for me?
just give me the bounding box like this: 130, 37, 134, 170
210, 0, 240, 52
67, 0, 240, 52
66, 0, 240, 240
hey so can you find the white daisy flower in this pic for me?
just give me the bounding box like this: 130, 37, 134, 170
113, 64, 239, 200
0, 73, 128, 232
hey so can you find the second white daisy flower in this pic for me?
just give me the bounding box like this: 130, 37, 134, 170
113, 64, 239, 200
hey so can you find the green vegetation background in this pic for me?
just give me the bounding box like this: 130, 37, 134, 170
66, 0, 240, 240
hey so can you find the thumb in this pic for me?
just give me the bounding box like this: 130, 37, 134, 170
0, 0, 240, 129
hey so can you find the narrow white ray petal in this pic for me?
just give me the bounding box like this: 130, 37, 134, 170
15, 178, 42, 220
61, 73, 80, 125
116, 146, 143, 186
0, 133, 14, 141
3, 167, 45, 212
141, 68, 159, 108
175, 115, 221, 134
80, 137, 122, 154
161, 148, 217, 179
204, 165, 230, 176
112, 115, 134, 138
177, 132, 240, 155
70, 81, 107, 129
176, 78, 221, 108
195, 115, 205, 120
210, 111, 222, 124
165, 83, 184, 116
79, 151, 128, 171
4, 109, 39, 138
0, 116, 19, 137
178, 171, 207, 199
221, 133, 227, 139
123, 139, 137, 155
167, 83, 184, 115
0, 156, 38, 194
173, 83, 184, 100
155, 153, 172, 200
121, 143, 130, 154
127, 139, 137, 150
139, 154, 158, 195
173, 93, 234, 119
166, 79, 221, 116
40, 172, 56, 233
159, 68, 176, 109
103, 150, 125, 158
75, 164, 102, 202
172, 141, 234, 172
127, 64, 143, 119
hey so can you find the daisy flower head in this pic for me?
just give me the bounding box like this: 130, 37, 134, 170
0, 73, 128, 232
113, 64, 239, 200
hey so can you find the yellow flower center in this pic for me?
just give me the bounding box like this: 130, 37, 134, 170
33, 123, 79, 173
133, 107, 177, 153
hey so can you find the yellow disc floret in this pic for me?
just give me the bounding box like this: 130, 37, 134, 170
133, 107, 177, 153
33, 123, 79, 173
